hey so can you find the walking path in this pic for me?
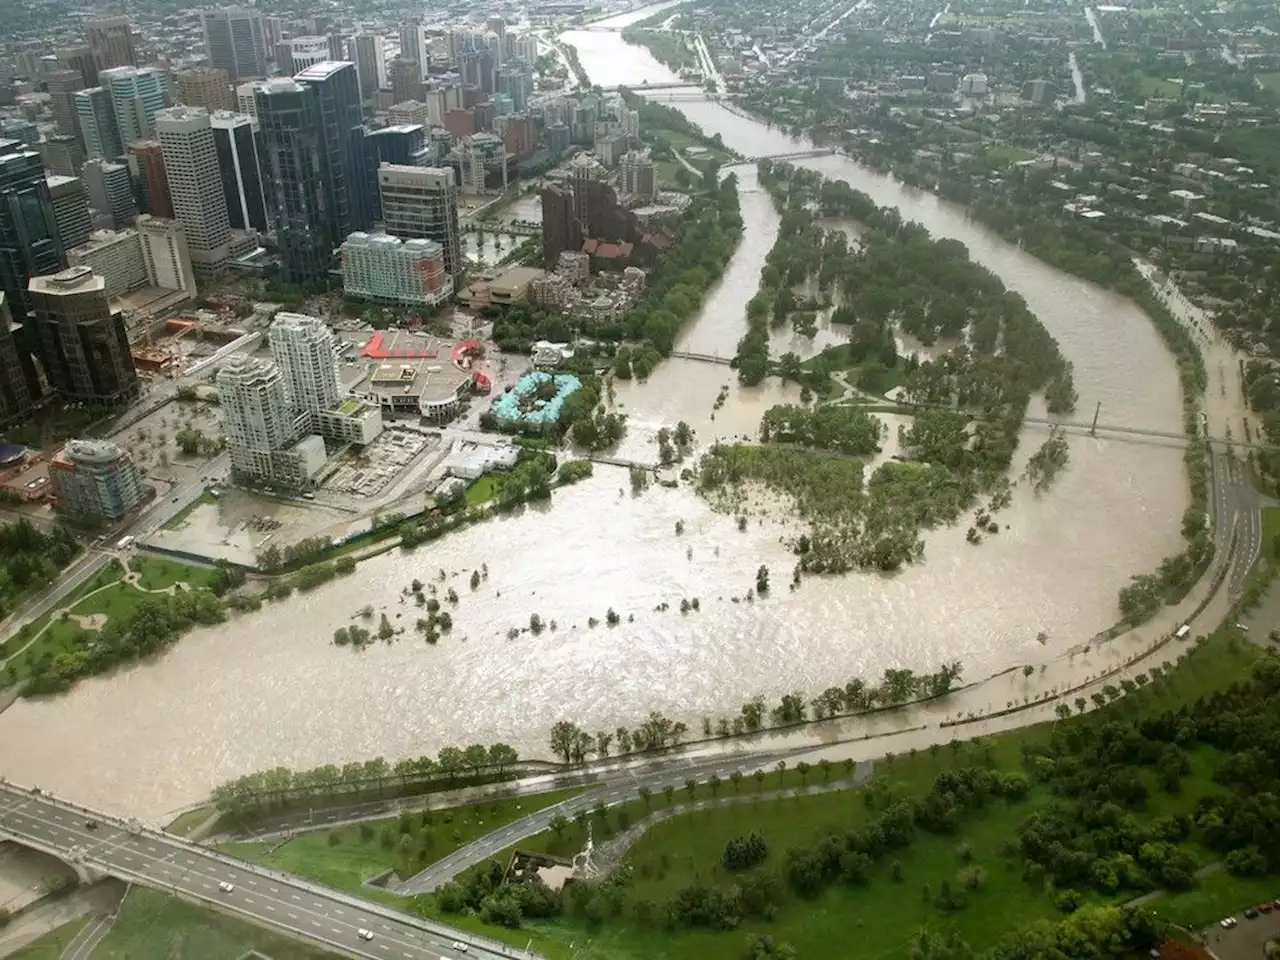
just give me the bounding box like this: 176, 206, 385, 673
590, 761, 876, 876
0, 879, 124, 957
0, 556, 197, 674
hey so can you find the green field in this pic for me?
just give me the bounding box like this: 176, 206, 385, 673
91, 887, 342, 959
203, 627, 1270, 960
2, 555, 219, 685
1258, 72, 1280, 91
8, 916, 92, 959
465, 475, 502, 505
165, 804, 216, 837
221, 788, 584, 897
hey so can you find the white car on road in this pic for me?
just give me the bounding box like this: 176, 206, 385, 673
357, 928, 374, 941
452, 942, 469, 953
218, 881, 234, 893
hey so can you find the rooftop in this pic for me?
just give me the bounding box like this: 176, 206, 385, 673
295, 61, 355, 81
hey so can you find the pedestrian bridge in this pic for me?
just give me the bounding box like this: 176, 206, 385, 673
669, 350, 734, 366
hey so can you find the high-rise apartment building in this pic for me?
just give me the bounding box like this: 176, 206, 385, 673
67, 229, 148, 298
0, 294, 34, 425
216, 354, 319, 487
282, 36, 330, 75
210, 112, 267, 233
388, 58, 424, 105
137, 215, 197, 297
389, 101, 429, 127
58, 46, 99, 89
87, 17, 137, 71
0, 145, 64, 328
39, 135, 85, 178
100, 67, 169, 147
235, 80, 267, 117
128, 140, 173, 218
540, 183, 578, 270
75, 87, 122, 160
497, 65, 531, 113
202, 7, 267, 82
363, 125, 427, 219
177, 67, 233, 112
353, 34, 386, 100
46, 175, 92, 252
46, 71, 86, 140
458, 132, 507, 194
82, 158, 137, 228
340, 233, 451, 307
67, 219, 195, 310
258, 63, 369, 283
49, 439, 145, 520
269, 312, 340, 417
621, 150, 656, 201
377, 164, 461, 282
400, 23, 429, 77
155, 106, 232, 275
28, 266, 138, 407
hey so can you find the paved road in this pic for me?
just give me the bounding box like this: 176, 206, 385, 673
0, 454, 227, 657
0, 785, 531, 960
395, 746, 824, 895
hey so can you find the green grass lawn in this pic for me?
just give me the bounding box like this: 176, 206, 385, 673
8, 916, 92, 959
1155, 869, 1280, 930
2, 556, 219, 685
466, 632, 1265, 959
1258, 72, 1280, 92
465, 475, 502, 506
221, 788, 584, 897
92, 887, 342, 959
131, 554, 217, 591
165, 804, 215, 836
803, 344, 908, 400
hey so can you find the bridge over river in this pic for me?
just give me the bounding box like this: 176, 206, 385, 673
0, 782, 531, 960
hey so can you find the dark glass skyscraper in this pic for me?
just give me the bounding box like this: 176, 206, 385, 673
0, 143, 64, 315
257, 62, 371, 283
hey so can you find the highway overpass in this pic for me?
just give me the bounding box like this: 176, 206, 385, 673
0, 782, 534, 960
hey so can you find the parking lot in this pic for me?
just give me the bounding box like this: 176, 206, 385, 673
1201, 902, 1280, 959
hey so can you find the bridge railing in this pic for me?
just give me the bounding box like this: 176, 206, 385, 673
0, 784, 535, 959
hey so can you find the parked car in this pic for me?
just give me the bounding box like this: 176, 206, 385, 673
1260, 902, 1274, 914
1245, 907, 1259, 919
1220, 917, 1238, 928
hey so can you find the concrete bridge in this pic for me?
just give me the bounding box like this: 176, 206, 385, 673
0, 782, 530, 960
723, 148, 838, 167
603, 81, 705, 92
462, 219, 541, 237
585, 453, 660, 471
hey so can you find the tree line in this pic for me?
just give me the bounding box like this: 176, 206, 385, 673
211, 743, 521, 816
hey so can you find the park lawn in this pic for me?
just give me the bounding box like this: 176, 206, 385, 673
981, 141, 1036, 166
657, 127, 735, 167
221, 787, 585, 897
132, 554, 218, 591
91, 887, 342, 960
8, 916, 92, 959
1155, 869, 1280, 930
465, 475, 502, 506
165, 804, 215, 836
502, 633, 1261, 957
1258, 72, 1280, 92
3, 556, 221, 684
654, 159, 687, 189
802, 343, 908, 400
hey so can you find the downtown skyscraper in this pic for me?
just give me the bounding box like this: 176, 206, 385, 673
257, 62, 371, 283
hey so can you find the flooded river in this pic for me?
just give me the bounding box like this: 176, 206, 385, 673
0, 16, 1189, 819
